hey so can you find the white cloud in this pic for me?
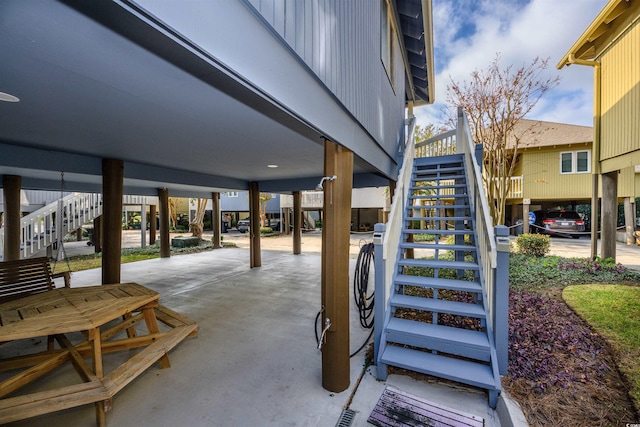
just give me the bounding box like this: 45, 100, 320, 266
417, 0, 608, 129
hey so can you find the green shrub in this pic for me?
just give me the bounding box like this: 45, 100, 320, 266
515, 233, 550, 256
412, 233, 436, 242
260, 227, 272, 234
444, 234, 474, 246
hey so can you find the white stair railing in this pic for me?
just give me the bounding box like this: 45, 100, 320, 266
0, 192, 102, 260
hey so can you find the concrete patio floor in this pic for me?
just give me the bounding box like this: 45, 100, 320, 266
4, 247, 511, 427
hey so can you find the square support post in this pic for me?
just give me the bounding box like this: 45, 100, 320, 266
149, 205, 157, 245
293, 191, 302, 255
373, 223, 386, 365
212, 192, 222, 249
102, 159, 123, 285
2, 175, 22, 261
158, 188, 170, 258
249, 181, 261, 268
321, 140, 353, 393
601, 171, 618, 261
494, 225, 510, 376
140, 202, 147, 248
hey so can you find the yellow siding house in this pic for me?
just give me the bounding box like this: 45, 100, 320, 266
505, 120, 594, 229
558, 0, 640, 260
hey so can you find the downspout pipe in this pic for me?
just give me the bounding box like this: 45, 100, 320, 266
567, 54, 601, 259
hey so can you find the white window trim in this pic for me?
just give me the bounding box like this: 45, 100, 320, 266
560, 150, 591, 174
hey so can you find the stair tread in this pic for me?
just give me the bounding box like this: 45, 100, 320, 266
390, 294, 486, 317
399, 258, 480, 270
409, 194, 467, 199
408, 204, 470, 210
399, 242, 476, 251
380, 345, 498, 390
403, 229, 473, 235
386, 317, 489, 349
409, 184, 467, 190
394, 274, 482, 292
406, 216, 472, 222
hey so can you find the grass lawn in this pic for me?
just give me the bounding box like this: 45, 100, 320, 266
53, 241, 235, 272
563, 284, 640, 411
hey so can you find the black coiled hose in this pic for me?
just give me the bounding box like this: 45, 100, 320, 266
315, 242, 375, 358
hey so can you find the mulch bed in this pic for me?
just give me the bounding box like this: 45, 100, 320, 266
504, 289, 638, 426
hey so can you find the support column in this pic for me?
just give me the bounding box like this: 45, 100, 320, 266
293, 191, 302, 255
284, 208, 291, 235
522, 202, 530, 234
624, 197, 635, 245
93, 216, 102, 253
149, 205, 157, 245
102, 159, 123, 285
158, 188, 170, 258
212, 192, 222, 249
2, 175, 22, 261
321, 140, 353, 393
140, 202, 147, 249
601, 171, 617, 261
590, 175, 600, 259
249, 181, 261, 268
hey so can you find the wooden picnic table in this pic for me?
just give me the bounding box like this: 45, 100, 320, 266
0, 282, 198, 426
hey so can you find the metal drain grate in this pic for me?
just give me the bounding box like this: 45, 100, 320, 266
336, 408, 356, 427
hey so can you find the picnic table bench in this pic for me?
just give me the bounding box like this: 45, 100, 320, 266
0, 257, 198, 426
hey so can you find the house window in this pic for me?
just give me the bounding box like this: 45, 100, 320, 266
224, 191, 238, 197
381, 0, 396, 90
560, 150, 590, 174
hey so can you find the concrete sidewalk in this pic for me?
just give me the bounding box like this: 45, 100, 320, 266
6, 248, 512, 427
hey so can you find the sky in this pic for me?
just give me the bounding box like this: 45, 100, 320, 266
415, 0, 610, 129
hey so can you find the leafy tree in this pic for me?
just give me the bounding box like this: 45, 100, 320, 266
446, 54, 559, 225
259, 193, 273, 227
189, 198, 208, 239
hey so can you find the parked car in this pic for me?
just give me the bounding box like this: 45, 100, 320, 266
236, 217, 280, 233
531, 210, 585, 238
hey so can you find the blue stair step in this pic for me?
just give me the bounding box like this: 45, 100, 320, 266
408, 204, 469, 210
409, 194, 467, 200
379, 345, 498, 391
399, 258, 480, 270
385, 318, 491, 362
409, 184, 467, 191
399, 242, 476, 252
414, 154, 463, 166
394, 273, 482, 292
390, 294, 485, 317
406, 216, 471, 222
403, 229, 473, 236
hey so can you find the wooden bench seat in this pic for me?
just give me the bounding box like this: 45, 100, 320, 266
0, 257, 70, 303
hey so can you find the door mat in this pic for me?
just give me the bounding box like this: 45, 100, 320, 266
367, 386, 484, 427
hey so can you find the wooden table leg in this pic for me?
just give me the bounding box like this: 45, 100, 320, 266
142, 307, 171, 369
89, 327, 107, 426
122, 313, 138, 338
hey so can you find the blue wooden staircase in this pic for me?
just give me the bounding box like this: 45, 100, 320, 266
376, 153, 502, 408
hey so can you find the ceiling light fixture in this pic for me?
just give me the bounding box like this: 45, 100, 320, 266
267, 164, 278, 168
0, 92, 20, 103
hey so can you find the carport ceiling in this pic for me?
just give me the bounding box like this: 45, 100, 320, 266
0, 1, 387, 195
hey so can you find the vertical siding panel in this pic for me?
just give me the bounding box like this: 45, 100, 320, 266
272, 0, 285, 36
284, 0, 296, 46
244, 0, 408, 157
